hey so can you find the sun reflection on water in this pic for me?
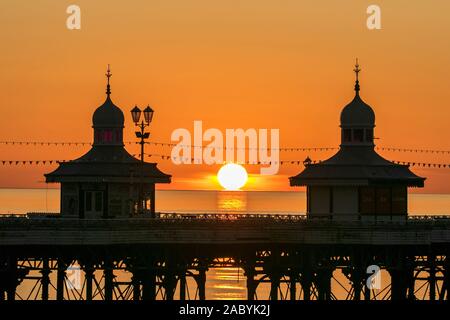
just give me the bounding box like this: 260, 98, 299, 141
216, 191, 247, 213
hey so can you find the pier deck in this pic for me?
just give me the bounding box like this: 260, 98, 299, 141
0, 214, 449, 301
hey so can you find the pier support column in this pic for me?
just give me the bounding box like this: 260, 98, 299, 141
289, 273, 297, 300
429, 255, 436, 301
390, 269, 408, 300
163, 269, 177, 300
364, 285, 371, 300
444, 259, 450, 301
104, 259, 114, 301
350, 268, 364, 301
389, 253, 414, 301
268, 249, 281, 301
244, 264, 257, 300
84, 264, 94, 301
316, 268, 332, 300
197, 265, 207, 300
300, 270, 313, 301
40, 259, 51, 301
270, 273, 280, 300
132, 272, 141, 300
1, 257, 20, 301
179, 273, 187, 300
56, 259, 67, 301
142, 268, 156, 300
406, 268, 416, 300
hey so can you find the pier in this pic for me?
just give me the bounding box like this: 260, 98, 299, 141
1, 64, 448, 302
0, 214, 449, 301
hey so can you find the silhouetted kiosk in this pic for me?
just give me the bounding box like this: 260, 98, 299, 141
45, 67, 171, 218
290, 61, 425, 220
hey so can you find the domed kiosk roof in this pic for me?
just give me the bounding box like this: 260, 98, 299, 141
340, 94, 375, 127
45, 66, 171, 184
289, 60, 424, 188
92, 96, 124, 128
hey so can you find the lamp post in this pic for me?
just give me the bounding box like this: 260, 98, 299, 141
130, 105, 154, 215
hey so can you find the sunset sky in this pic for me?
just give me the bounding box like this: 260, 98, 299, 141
1, 0, 450, 192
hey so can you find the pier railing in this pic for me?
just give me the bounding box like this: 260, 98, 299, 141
1, 212, 450, 224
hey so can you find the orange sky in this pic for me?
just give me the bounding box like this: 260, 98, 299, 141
1, 0, 450, 192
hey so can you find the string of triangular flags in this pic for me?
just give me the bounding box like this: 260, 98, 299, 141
0, 160, 67, 165
0, 140, 337, 151
377, 147, 450, 154
2, 140, 450, 154
1, 156, 450, 168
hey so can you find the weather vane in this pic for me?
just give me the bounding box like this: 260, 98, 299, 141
353, 58, 361, 80
106, 64, 112, 96
353, 58, 361, 93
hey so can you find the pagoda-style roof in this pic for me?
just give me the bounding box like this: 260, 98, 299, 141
290, 60, 425, 188
289, 146, 425, 187
45, 146, 171, 183
46, 66, 171, 185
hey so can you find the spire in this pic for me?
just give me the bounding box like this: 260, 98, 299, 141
105, 64, 112, 97
353, 58, 361, 95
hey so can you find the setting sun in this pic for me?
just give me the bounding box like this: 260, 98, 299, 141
217, 163, 248, 190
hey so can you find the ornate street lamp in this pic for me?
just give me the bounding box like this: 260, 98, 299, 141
130, 105, 154, 215
131, 105, 153, 162
143, 105, 154, 124
131, 106, 142, 124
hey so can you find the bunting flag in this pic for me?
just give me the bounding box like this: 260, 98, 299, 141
0, 141, 92, 146
1, 156, 449, 168
2, 140, 450, 154
0, 141, 339, 151
376, 146, 450, 154
0, 140, 339, 152
1, 160, 61, 165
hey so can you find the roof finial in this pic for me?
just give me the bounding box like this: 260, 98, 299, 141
105, 64, 112, 97
353, 58, 361, 94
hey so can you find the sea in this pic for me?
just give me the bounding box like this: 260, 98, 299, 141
1, 188, 450, 300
